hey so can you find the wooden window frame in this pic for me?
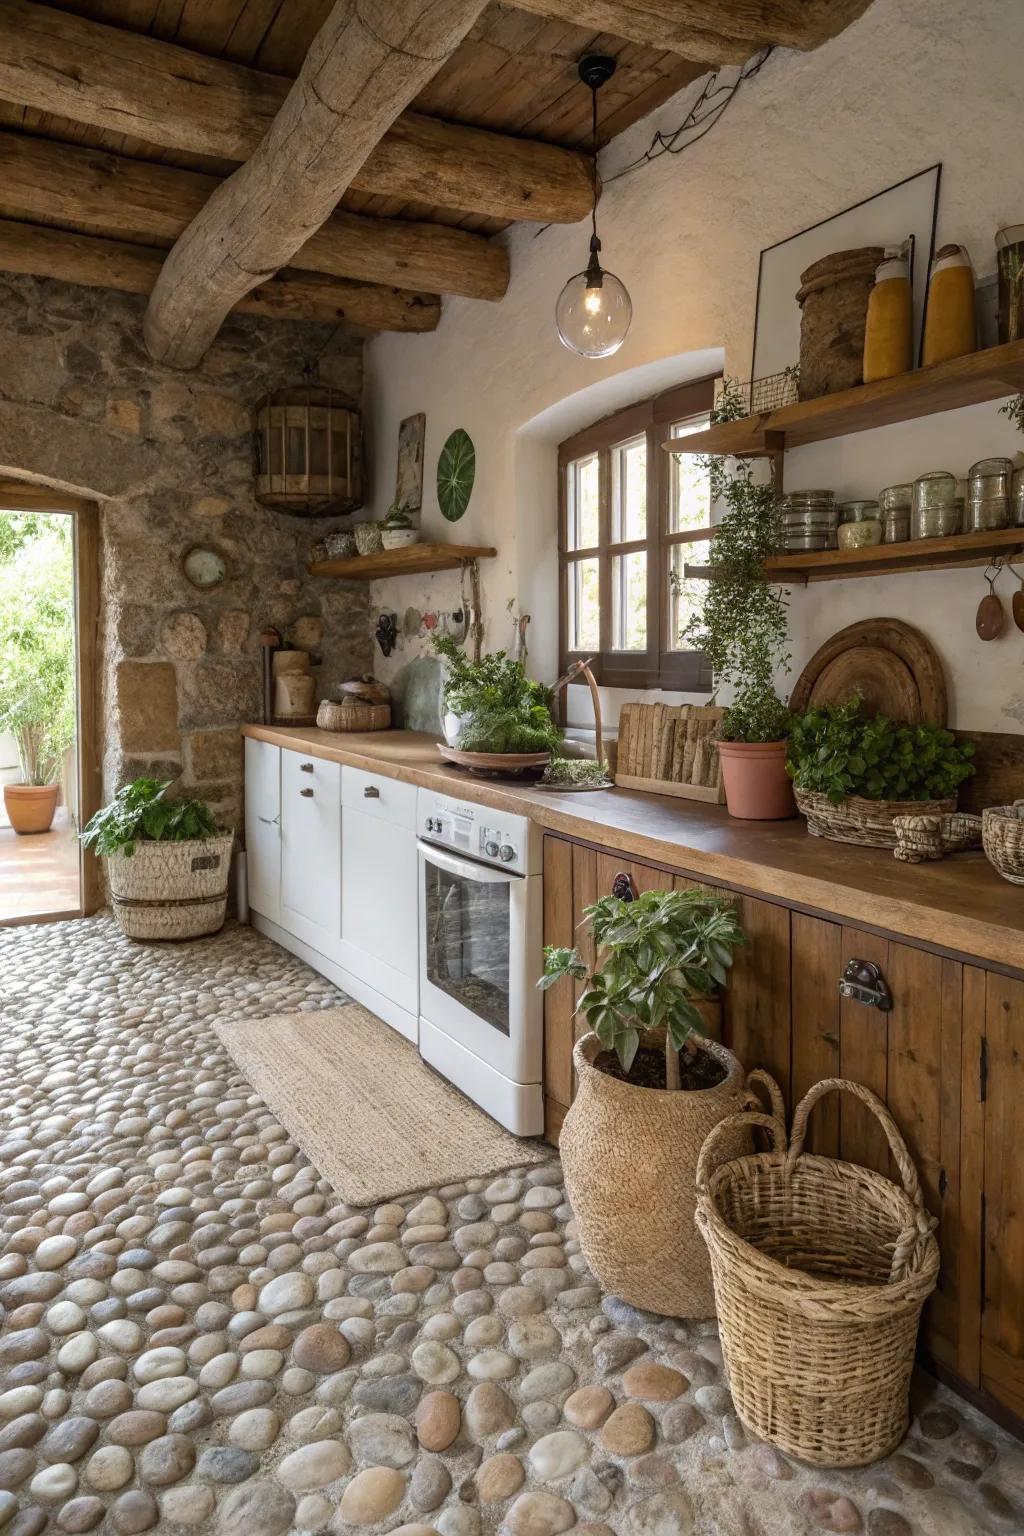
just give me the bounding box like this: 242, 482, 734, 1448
558, 376, 715, 695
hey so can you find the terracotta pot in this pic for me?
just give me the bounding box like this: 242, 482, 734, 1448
559, 1030, 750, 1317
4, 782, 59, 835
716, 739, 795, 820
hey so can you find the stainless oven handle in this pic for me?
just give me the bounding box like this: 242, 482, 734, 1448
417, 841, 520, 885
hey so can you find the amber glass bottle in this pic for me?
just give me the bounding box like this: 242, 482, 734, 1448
863, 251, 913, 383
922, 244, 976, 366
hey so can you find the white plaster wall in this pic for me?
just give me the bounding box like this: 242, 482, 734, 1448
364, 0, 1024, 734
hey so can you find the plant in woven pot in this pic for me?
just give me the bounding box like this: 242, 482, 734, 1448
540, 886, 749, 1317
81, 779, 233, 941
787, 698, 975, 848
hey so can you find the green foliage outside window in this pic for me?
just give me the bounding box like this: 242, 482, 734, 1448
0, 511, 75, 786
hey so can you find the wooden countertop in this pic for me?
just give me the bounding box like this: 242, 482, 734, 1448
243, 725, 1023, 971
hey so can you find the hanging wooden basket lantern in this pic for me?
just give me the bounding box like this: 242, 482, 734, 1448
253, 386, 363, 517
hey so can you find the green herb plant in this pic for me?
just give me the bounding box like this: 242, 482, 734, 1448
540, 888, 744, 1089
679, 400, 791, 742
380, 500, 414, 530
999, 393, 1024, 434
434, 634, 561, 755
787, 698, 975, 805
540, 758, 611, 788
81, 779, 219, 858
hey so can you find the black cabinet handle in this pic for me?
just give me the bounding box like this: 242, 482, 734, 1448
839, 959, 892, 1011
300, 787, 314, 798
611, 871, 638, 902
364, 785, 380, 799
300, 761, 314, 773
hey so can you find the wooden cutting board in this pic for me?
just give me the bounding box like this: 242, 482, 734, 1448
790, 618, 947, 725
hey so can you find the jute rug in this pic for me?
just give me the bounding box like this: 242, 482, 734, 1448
212, 1002, 549, 1206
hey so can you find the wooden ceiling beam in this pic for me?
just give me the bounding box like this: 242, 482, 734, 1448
0, 217, 440, 333
0, 0, 593, 225
0, 132, 508, 304
508, 0, 874, 62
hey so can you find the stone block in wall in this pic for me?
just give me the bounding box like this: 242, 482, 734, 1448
217, 611, 250, 654
119, 756, 183, 786
161, 612, 208, 660
113, 604, 158, 658
184, 730, 243, 785
115, 662, 180, 754
290, 616, 323, 650
178, 660, 261, 731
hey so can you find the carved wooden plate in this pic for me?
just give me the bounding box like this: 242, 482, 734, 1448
790, 618, 947, 724
807, 646, 922, 722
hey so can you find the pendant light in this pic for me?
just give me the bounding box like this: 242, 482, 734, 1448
556, 54, 632, 359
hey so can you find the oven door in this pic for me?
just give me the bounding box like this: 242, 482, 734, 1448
417, 841, 542, 1085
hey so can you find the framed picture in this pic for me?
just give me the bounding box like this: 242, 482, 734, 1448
751, 165, 942, 380
395, 413, 426, 512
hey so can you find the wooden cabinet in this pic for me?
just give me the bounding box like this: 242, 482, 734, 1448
541, 831, 1024, 1435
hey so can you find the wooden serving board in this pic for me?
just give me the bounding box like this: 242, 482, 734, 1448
808, 645, 923, 722
615, 702, 726, 803
790, 617, 947, 725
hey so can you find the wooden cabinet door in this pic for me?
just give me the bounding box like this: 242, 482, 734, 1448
979, 970, 1024, 1419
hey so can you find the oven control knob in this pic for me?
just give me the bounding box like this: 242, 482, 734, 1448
484, 840, 499, 858
498, 844, 516, 863
426, 817, 438, 833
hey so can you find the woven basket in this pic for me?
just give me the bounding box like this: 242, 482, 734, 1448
559, 1032, 750, 1318
982, 800, 1024, 884
695, 1078, 939, 1467
892, 811, 982, 863
107, 835, 233, 941
795, 787, 957, 849
317, 698, 391, 732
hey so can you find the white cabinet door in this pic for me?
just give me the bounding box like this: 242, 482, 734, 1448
341, 807, 418, 1015
244, 737, 281, 925
280, 750, 341, 955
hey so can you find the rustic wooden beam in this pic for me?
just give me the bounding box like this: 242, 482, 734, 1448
0, 218, 440, 333
510, 0, 874, 62
0, 0, 592, 225
0, 132, 507, 304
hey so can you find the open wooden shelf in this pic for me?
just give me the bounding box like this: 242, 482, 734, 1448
685, 525, 1024, 585
663, 338, 1024, 458
309, 542, 496, 580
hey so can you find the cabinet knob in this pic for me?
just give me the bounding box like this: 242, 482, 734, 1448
839, 959, 892, 1011
364, 785, 380, 798
300, 787, 314, 798
611, 871, 638, 903
300, 761, 314, 773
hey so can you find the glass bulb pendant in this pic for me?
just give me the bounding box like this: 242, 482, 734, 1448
556, 235, 632, 358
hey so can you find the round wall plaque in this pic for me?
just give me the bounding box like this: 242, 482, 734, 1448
437, 429, 476, 522
182, 545, 227, 590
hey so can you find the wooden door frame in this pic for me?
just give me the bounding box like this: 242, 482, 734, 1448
0, 481, 102, 921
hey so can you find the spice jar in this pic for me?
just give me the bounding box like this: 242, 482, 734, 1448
879, 484, 912, 543
837, 500, 882, 550
863, 249, 913, 382
965, 456, 1012, 531
922, 245, 977, 366
912, 471, 960, 539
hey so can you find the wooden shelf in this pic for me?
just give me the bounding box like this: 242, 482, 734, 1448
685, 526, 1024, 585
309, 542, 496, 580
662, 338, 1024, 458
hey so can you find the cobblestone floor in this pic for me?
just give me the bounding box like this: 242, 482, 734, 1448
0, 915, 1021, 1536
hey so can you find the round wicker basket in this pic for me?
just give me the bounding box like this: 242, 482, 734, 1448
317, 698, 391, 732
982, 800, 1024, 884
559, 1031, 749, 1318
695, 1078, 939, 1467
795, 787, 957, 849
106, 835, 233, 941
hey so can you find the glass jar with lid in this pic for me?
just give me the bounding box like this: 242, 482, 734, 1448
912, 471, 960, 539
879, 484, 912, 543
837, 500, 882, 550
778, 491, 837, 551
965, 456, 1012, 530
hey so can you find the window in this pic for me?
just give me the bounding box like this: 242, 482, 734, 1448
558, 377, 715, 692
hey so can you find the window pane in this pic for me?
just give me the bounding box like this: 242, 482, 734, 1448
568, 557, 599, 651
611, 551, 647, 651
669, 412, 711, 533
668, 539, 710, 651
566, 454, 599, 551
610, 435, 646, 541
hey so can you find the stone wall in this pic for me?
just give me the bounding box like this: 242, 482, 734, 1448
0, 273, 370, 834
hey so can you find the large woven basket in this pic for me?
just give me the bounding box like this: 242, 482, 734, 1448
982, 799, 1024, 884
795, 787, 956, 849
695, 1079, 939, 1467
107, 835, 233, 941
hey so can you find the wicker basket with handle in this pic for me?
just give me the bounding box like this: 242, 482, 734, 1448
795, 787, 956, 848
695, 1078, 939, 1467
982, 799, 1024, 884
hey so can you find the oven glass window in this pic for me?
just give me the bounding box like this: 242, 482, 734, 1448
424, 862, 510, 1035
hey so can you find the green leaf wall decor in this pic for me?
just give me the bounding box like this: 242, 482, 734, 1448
437, 428, 476, 522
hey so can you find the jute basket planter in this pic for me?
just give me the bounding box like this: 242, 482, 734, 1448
695, 1077, 939, 1467
107, 835, 234, 941
559, 1030, 750, 1318
982, 800, 1024, 884
795, 787, 956, 849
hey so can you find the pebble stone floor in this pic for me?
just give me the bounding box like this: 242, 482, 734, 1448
0, 917, 1021, 1536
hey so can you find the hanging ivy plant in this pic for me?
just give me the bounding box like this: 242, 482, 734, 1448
437, 429, 476, 522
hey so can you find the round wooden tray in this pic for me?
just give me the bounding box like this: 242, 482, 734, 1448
436, 744, 551, 777
789, 618, 947, 725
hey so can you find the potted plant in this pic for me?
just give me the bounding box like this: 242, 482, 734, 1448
541, 886, 748, 1317
81, 778, 233, 940
787, 698, 975, 847
380, 501, 419, 550
434, 635, 561, 756
680, 384, 794, 819
0, 513, 75, 834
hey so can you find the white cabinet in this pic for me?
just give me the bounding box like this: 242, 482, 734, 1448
244, 737, 281, 925
280, 750, 342, 956
341, 767, 418, 1041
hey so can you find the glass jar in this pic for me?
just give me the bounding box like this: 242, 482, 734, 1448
913, 471, 959, 539
1013, 466, 1024, 528
964, 456, 1012, 530
878, 484, 912, 543
778, 492, 837, 551
838, 519, 884, 550
839, 500, 881, 523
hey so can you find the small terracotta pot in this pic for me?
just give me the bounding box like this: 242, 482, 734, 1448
4, 783, 60, 835
716, 740, 795, 820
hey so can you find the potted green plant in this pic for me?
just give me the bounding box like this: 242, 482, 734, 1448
81, 778, 233, 940
434, 635, 561, 756
680, 383, 794, 819
0, 513, 75, 834
541, 887, 748, 1317
380, 500, 419, 551
787, 698, 975, 847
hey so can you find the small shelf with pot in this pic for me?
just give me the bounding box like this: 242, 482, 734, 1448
309, 543, 497, 580
684, 525, 1024, 585
661, 338, 1024, 459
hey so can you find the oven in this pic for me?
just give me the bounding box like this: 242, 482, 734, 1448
417, 788, 544, 1136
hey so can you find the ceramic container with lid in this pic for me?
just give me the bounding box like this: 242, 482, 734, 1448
922, 244, 977, 365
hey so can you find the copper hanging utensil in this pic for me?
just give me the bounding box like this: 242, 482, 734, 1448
976, 561, 1005, 641
1013, 567, 1024, 633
